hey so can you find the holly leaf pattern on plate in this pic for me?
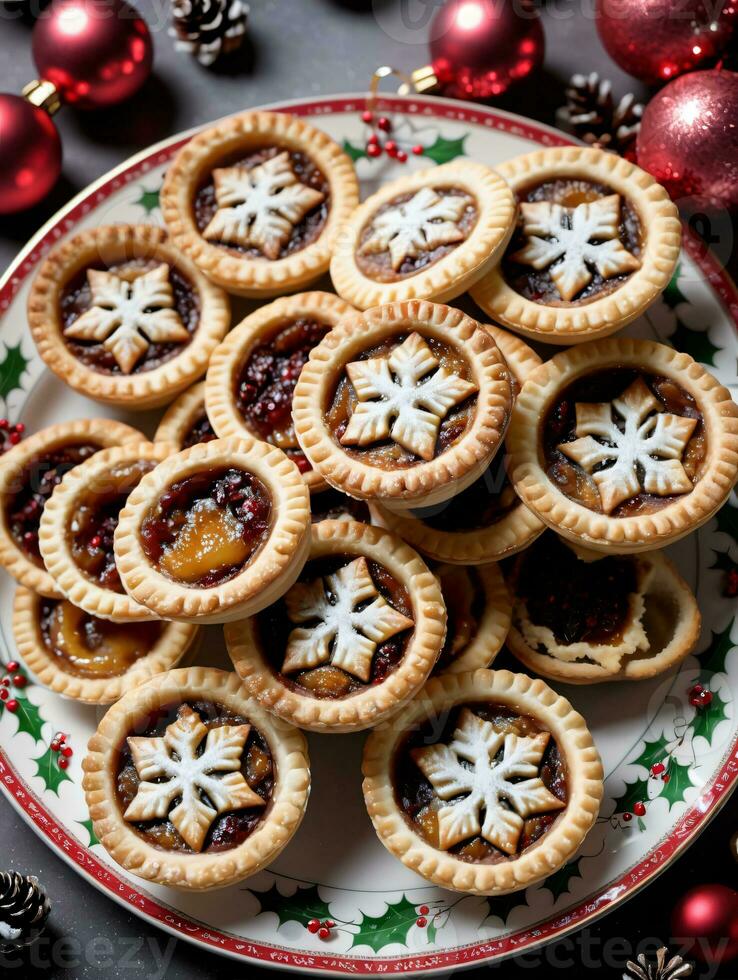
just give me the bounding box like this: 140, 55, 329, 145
350, 895, 418, 952
422, 134, 467, 165
612, 776, 650, 816
485, 890, 528, 925
661, 264, 688, 310
542, 857, 582, 901
342, 139, 367, 163
714, 501, 738, 546
9, 693, 45, 743
253, 883, 331, 929
698, 620, 735, 681
0, 342, 29, 406
633, 733, 671, 773
658, 760, 695, 810
77, 817, 100, 847
690, 689, 729, 748
134, 186, 161, 215
668, 317, 719, 367
33, 744, 72, 795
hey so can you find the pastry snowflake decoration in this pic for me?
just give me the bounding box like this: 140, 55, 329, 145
412, 708, 564, 853
559, 377, 698, 513
341, 332, 477, 460
123, 704, 264, 852
510, 194, 640, 302
282, 557, 413, 682
63, 264, 190, 374
202, 151, 325, 259
360, 187, 470, 270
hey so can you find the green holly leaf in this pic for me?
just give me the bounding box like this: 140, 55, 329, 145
134, 186, 161, 214
33, 744, 72, 796
485, 890, 528, 925
542, 857, 582, 901
253, 883, 331, 929
662, 264, 688, 309
633, 732, 671, 772
668, 317, 719, 367
711, 550, 737, 574
350, 895, 418, 953
698, 620, 735, 681
0, 342, 29, 406
658, 760, 695, 810
612, 776, 650, 816
426, 919, 437, 945
690, 689, 730, 747
714, 501, 738, 546
77, 817, 99, 847
421, 134, 467, 165
342, 139, 367, 163
10, 693, 45, 743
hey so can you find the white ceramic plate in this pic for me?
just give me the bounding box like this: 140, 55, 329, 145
0, 94, 736, 977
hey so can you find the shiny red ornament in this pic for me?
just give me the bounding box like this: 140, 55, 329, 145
33, 0, 153, 109
429, 0, 544, 99
595, 0, 737, 85
671, 884, 738, 963
637, 69, 738, 211
0, 94, 62, 214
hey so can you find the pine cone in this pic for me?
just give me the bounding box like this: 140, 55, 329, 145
556, 72, 643, 156
170, 0, 249, 67
624, 946, 693, 980
0, 871, 50, 952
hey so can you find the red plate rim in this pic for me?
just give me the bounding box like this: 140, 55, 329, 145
0, 92, 737, 976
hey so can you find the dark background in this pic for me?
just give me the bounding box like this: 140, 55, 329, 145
0, 1, 737, 977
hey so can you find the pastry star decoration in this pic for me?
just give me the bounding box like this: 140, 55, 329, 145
341, 332, 477, 461
559, 378, 698, 514
412, 708, 564, 854
282, 556, 413, 682
360, 187, 470, 270
510, 194, 641, 302
202, 151, 325, 259
123, 704, 264, 852
64, 264, 190, 374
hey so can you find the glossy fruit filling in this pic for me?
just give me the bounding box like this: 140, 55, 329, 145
181, 411, 217, 450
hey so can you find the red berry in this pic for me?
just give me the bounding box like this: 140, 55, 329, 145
416, 916, 427, 928
324, 920, 335, 928
318, 927, 330, 939
690, 683, 703, 695
368, 132, 379, 145
307, 919, 320, 933
396, 150, 408, 162
377, 116, 391, 132
384, 140, 398, 156
622, 812, 633, 822
12, 674, 26, 688
633, 801, 646, 817
419, 905, 429, 915
0, 689, 7, 702
6, 661, 19, 673
412, 144, 424, 155
651, 762, 665, 776
55, 732, 66, 743
0, 419, 7, 430
5, 699, 18, 713
50, 740, 60, 752
9, 432, 21, 445
0, 678, 9, 688
690, 689, 713, 708
58, 758, 69, 770
14, 423, 24, 434
366, 143, 382, 158
361, 110, 373, 124
662, 773, 671, 783
62, 745, 73, 758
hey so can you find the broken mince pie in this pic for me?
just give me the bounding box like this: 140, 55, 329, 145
362, 669, 603, 895
224, 519, 445, 733
330, 160, 516, 309
293, 301, 512, 511
0, 419, 143, 597
507, 338, 738, 552
161, 110, 359, 296
375, 324, 545, 563
154, 382, 217, 450
13, 586, 198, 704
28, 224, 230, 409
114, 437, 311, 624
432, 562, 511, 676
470, 146, 681, 344
205, 291, 354, 489
39, 442, 171, 622
82, 667, 310, 890
504, 533, 700, 684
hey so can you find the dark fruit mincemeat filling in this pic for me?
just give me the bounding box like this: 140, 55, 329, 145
412, 450, 517, 532
181, 411, 217, 450
309, 487, 371, 524
140, 468, 272, 588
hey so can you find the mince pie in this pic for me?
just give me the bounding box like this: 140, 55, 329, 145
471, 146, 681, 343
224, 519, 446, 733
39, 442, 171, 622
114, 437, 311, 624
330, 161, 515, 309
375, 324, 544, 562
504, 533, 700, 683
0, 419, 143, 597
362, 669, 603, 895
13, 586, 198, 704
309, 485, 375, 525
161, 111, 359, 296
82, 666, 310, 890
293, 301, 512, 511
508, 338, 738, 552
206, 291, 354, 489
154, 382, 217, 450
28, 224, 230, 408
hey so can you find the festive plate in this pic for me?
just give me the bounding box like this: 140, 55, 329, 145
0, 94, 736, 976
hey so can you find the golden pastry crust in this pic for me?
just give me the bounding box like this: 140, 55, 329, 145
470, 146, 682, 344
161, 111, 360, 296
433, 562, 511, 675
330, 161, 516, 309
82, 667, 310, 890
39, 442, 171, 622
13, 586, 198, 704
205, 292, 355, 491
224, 519, 446, 733
154, 382, 212, 449
114, 437, 311, 624
362, 669, 603, 895
505, 550, 700, 683
27, 224, 230, 409
0, 419, 144, 598
292, 301, 512, 510
507, 338, 738, 553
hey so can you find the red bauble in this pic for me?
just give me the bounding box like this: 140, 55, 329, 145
637, 68, 738, 211
670, 884, 738, 964
595, 0, 737, 85
32, 0, 153, 110
429, 0, 544, 99
0, 94, 62, 214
